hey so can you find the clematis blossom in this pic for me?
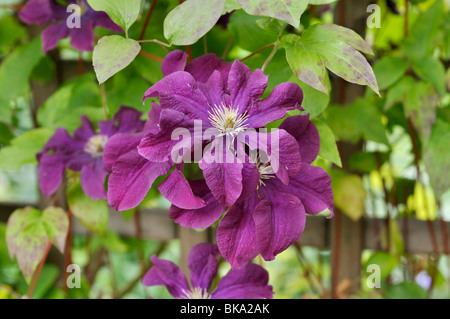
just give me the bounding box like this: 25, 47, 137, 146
37, 106, 144, 200
105, 51, 233, 212
171, 115, 334, 269
139, 50, 304, 208
142, 243, 273, 299
19, 0, 122, 53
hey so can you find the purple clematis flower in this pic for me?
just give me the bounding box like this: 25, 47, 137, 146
104, 102, 175, 211
19, 0, 122, 53
142, 243, 273, 299
139, 50, 304, 208
171, 115, 334, 269
37, 106, 144, 200
105, 51, 233, 212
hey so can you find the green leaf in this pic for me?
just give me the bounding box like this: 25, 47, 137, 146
326, 99, 389, 145
384, 76, 415, 111
403, 82, 439, 140
313, 119, 342, 167
0, 128, 54, 170
282, 34, 328, 94
87, 0, 141, 34
0, 36, 43, 101
309, 0, 338, 3
423, 119, 450, 198
238, 0, 308, 29
281, 24, 379, 95
67, 180, 108, 235
386, 282, 427, 299
292, 74, 330, 119
6, 206, 68, 281
0, 15, 27, 55
366, 252, 398, 280
401, 0, 445, 62
164, 0, 226, 45
330, 171, 366, 221
223, 0, 241, 14
373, 56, 409, 91
93, 35, 141, 84
0, 123, 14, 145
228, 10, 279, 52
37, 75, 103, 132
412, 56, 446, 96
41, 207, 70, 252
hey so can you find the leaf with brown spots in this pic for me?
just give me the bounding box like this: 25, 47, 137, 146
239, 0, 308, 29
93, 35, 141, 84
6, 206, 68, 281
164, 0, 226, 45
281, 24, 379, 95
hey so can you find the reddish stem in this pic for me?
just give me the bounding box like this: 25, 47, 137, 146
27, 241, 52, 298
139, 0, 158, 41
139, 50, 163, 62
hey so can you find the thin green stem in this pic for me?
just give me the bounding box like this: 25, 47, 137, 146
261, 41, 279, 72
100, 83, 108, 120
138, 39, 172, 52
240, 42, 275, 62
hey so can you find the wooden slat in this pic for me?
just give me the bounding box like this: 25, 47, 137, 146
72, 208, 177, 241
2, 203, 449, 254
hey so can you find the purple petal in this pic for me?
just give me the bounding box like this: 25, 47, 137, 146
281, 163, 334, 216
143, 71, 210, 122
38, 127, 82, 158
279, 115, 320, 164
19, 0, 65, 25
142, 255, 190, 299
239, 129, 301, 185
92, 11, 123, 33
199, 142, 243, 206
185, 53, 231, 83
80, 158, 108, 200
211, 263, 273, 299
138, 109, 196, 163
253, 190, 306, 261
144, 102, 162, 133
227, 60, 268, 115
247, 82, 303, 128
41, 22, 70, 53
103, 133, 144, 171
38, 154, 67, 196
237, 159, 260, 201
158, 168, 206, 209
188, 243, 220, 290
73, 116, 95, 142
169, 180, 227, 229
108, 150, 171, 211
162, 50, 188, 76
107, 106, 144, 135
69, 19, 94, 51
217, 198, 259, 269
37, 127, 80, 196
197, 70, 228, 108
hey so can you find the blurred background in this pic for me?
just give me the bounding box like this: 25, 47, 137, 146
0, 0, 449, 299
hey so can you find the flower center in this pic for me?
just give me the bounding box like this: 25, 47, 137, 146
251, 152, 275, 188
180, 287, 211, 299
84, 134, 108, 158
208, 103, 249, 137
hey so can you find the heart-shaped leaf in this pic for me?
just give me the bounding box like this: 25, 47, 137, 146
93, 35, 141, 84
